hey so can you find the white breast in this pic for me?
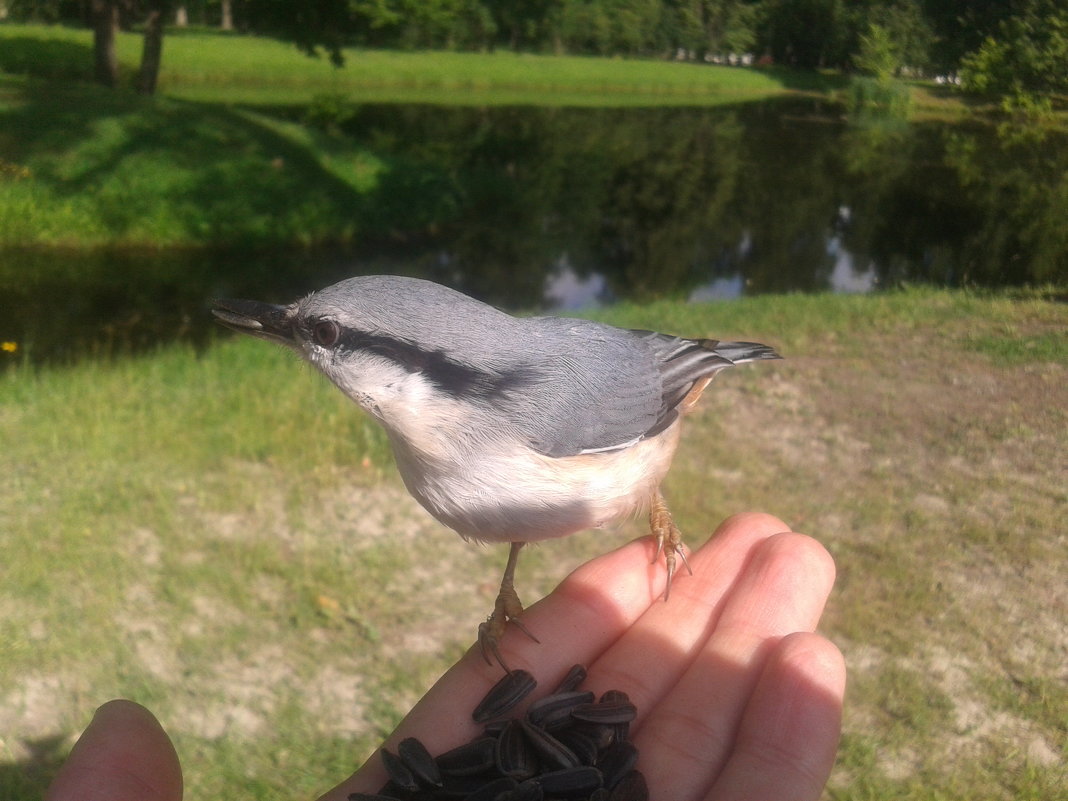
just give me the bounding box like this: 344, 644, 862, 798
387, 418, 682, 544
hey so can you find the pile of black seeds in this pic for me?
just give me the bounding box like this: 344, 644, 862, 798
349, 664, 648, 801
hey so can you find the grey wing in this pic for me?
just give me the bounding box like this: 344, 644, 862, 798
497, 321, 779, 458
495, 320, 664, 458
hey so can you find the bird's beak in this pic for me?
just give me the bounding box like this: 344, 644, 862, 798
211, 298, 294, 345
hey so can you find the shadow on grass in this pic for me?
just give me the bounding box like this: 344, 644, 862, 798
0, 34, 96, 81
0, 75, 369, 244
0, 733, 66, 800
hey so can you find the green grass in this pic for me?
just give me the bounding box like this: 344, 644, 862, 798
1, 289, 1066, 800
0, 74, 387, 245
0, 23, 813, 106
965, 329, 1068, 363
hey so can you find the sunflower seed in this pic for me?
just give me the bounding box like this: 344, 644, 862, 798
347, 666, 645, 801
526, 691, 595, 731
597, 690, 634, 743
380, 748, 419, 792
396, 737, 442, 788
508, 779, 545, 801
462, 776, 518, 801
570, 700, 637, 725
596, 741, 639, 790
437, 772, 495, 797
436, 737, 498, 776
552, 664, 588, 694
602, 692, 632, 743
536, 765, 604, 796
473, 669, 538, 723
608, 770, 648, 801
496, 719, 537, 779
552, 728, 600, 767
599, 690, 630, 705
373, 780, 409, 798
518, 719, 581, 770
568, 721, 616, 752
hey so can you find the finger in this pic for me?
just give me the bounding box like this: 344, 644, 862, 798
635, 531, 836, 800
707, 632, 845, 801
45, 700, 182, 801
318, 535, 667, 800
581, 512, 793, 704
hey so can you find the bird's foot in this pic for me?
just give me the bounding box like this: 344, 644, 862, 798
650, 493, 693, 601
478, 583, 539, 672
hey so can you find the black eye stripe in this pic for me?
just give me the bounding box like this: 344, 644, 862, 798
317, 323, 539, 399
334, 328, 427, 368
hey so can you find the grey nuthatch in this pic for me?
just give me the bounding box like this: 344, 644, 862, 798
213, 275, 780, 669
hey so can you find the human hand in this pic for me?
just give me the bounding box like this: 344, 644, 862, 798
325, 511, 844, 800
47, 513, 844, 801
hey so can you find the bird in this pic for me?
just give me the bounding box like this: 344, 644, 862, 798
212, 275, 781, 670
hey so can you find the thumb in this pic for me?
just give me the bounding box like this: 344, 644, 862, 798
46, 700, 183, 801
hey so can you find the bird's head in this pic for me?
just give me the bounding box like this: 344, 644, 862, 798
211, 276, 511, 430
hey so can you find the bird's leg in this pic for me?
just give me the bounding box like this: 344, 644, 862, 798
650, 489, 693, 601
478, 541, 540, 671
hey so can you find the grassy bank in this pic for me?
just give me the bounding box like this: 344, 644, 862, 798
0, 23, 814, 106
0, 22, 841, 248
1, 289, 1066, 799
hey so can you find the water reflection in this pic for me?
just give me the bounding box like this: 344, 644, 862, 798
545, 263, 611, 310
690, 274, 746, 302
3, 98, 1066, 365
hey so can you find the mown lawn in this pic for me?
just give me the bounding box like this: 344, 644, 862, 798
0, 23, 818, 105
1, 289, 1065, 800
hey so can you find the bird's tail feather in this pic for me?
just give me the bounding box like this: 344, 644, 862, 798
702, 340, 783, 364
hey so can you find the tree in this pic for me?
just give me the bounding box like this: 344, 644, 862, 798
483, 0, 564, 50
920, 0, 1012, 74
855, 22, 898, 80
960, 0, 1068, 100
658, 0, 759, 58
137, 0, 170, 94
863, 0, 932, 73
242, 0, 363, 65
91, 0, 121, 87
559, 0, 661, 56
760, 0, 848, 68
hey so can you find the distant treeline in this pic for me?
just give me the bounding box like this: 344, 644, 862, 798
6, 1, 1067, 96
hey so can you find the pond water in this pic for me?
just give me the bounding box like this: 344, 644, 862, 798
4, 98, 1066, 365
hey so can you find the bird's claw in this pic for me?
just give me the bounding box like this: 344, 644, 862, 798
478, 584, 539, 672
650, 493, 693, 601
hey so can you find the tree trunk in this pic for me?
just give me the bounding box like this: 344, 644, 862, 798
92, 0, 120, 88
136, 3, 168, 95
220, 0, 233, 31
174, 5, 187, 27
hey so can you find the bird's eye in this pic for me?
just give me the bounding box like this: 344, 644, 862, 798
313, 320, 340, 347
